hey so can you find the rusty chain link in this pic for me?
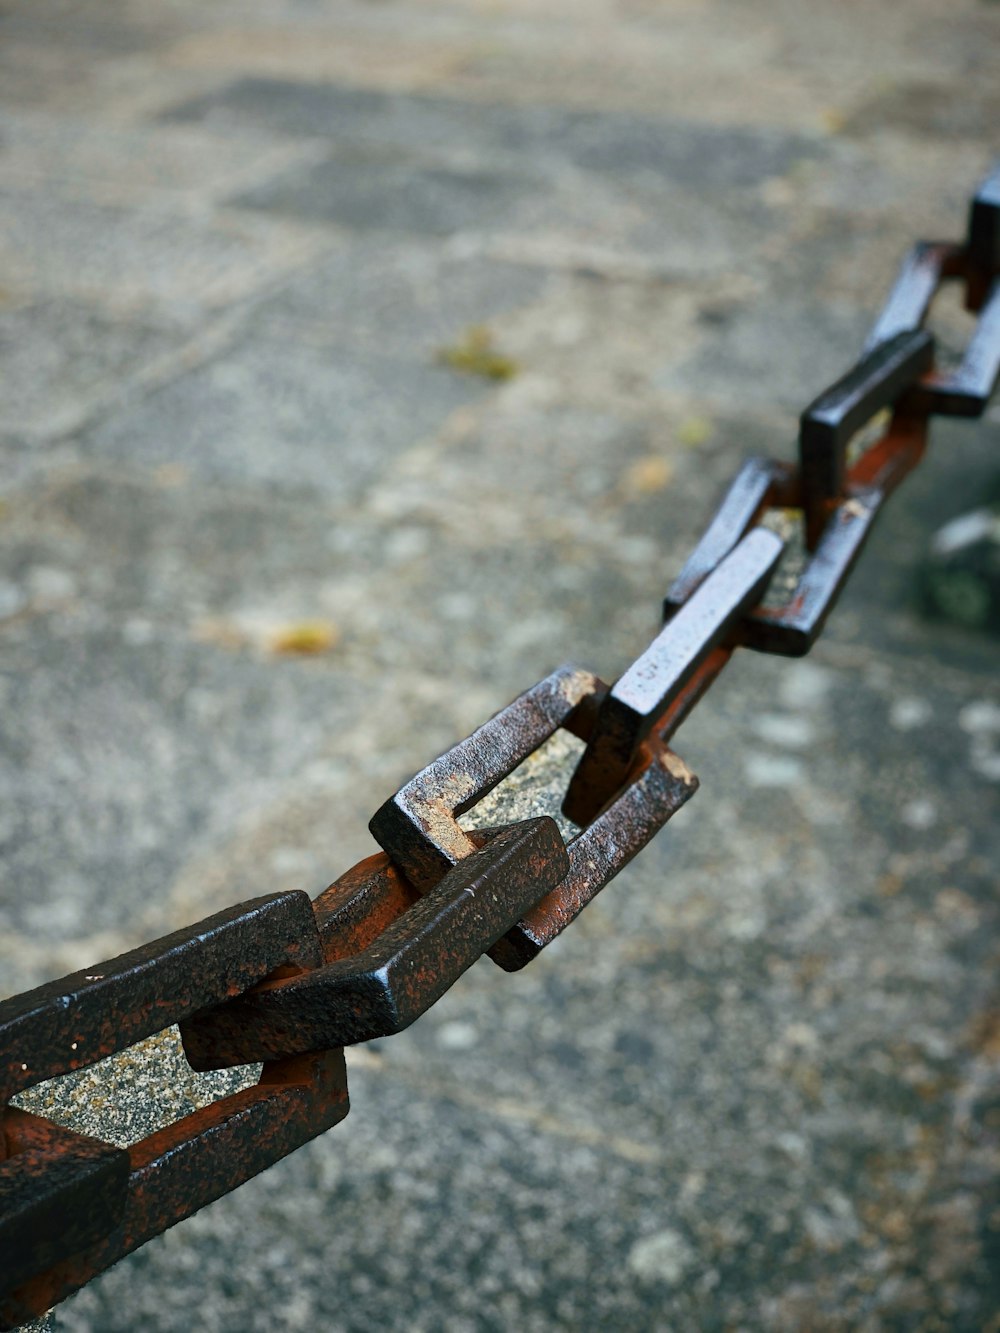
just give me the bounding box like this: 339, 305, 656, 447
1, 162, 998, 1328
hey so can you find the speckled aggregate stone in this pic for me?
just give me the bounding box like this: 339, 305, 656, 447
11, 1029, 259, 1150
460, 730, 586, 845
2, 2, 999, 1330
9, 1034, 258, 1330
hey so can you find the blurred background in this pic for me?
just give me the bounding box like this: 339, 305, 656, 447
1, 0, 999, 1328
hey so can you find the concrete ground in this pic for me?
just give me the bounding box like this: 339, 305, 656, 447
1, 1, 999, 1329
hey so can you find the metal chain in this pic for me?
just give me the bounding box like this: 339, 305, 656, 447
2, 162, 998, 1330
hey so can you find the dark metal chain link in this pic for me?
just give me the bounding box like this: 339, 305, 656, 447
2, 162, 998, 1329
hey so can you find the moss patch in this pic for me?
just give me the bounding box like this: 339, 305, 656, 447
436, 325, 519, 381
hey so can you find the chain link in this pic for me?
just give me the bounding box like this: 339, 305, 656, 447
1, 161, 998, 1328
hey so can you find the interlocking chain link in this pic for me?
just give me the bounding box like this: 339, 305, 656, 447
1, 162, 998, 1329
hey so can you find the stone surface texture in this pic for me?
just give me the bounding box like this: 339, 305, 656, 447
0, 1, 998, 1329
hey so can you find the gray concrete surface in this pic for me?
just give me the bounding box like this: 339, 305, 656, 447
1, 1, 999, 1329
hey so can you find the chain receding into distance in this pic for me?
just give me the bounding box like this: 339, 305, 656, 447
1, 163, 998, 1329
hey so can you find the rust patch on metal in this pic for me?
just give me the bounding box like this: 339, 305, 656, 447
369, 664, 603, 892
563, 530, 781, 826
0, 893, 322, 1101
1, 1051, 348, 1327
180, 820, 569, 1067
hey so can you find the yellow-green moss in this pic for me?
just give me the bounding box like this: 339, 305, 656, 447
436, 325, 519, 381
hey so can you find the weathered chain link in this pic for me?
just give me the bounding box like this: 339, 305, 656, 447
1, 162, 998, 1329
